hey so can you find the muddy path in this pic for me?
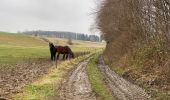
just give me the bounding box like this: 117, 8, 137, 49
98, 56, 150, 100
58, 59, 96, 100
0, 58, 53, 99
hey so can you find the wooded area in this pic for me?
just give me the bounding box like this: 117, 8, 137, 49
97, 0, 170, 98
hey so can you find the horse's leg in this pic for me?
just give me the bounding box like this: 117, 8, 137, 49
66, 54, 69, 59
54, 52, 57, 60
57, 53, 60, 60
63, 54, 65, 60
50, 51, 53, 60
51, 55, 53, 61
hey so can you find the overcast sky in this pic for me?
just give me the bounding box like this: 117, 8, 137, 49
0, 0, 98, 34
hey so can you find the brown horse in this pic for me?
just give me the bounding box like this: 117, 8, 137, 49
55, 45, 74, 60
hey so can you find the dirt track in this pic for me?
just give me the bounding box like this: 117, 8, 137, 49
0, 55, 151, 100
56, 56, 151, 100
98, 56, 150, 100
58, 59, 96, 100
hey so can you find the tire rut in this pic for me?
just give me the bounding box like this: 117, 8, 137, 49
98, 56, 151, 100
58, 59, 96, 100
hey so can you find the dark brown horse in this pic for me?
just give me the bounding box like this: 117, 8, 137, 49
49, 43, 57, 61
55, 45, 74, 60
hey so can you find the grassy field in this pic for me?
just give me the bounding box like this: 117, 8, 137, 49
0, 32, 48, 64
0, 32, 49, 64
0, 32, 104, 64
0, 45, 49, 64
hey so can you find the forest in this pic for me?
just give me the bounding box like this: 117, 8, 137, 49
23, 30, 101, 42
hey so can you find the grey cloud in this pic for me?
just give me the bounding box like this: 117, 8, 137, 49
0, 0, 97, 34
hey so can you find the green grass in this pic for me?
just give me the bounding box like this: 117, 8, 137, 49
0, 45, 49, 64
0, 44, 95, 64
25, 84, 54, 99
0, 32, 49, 64
87, 53, 114, 100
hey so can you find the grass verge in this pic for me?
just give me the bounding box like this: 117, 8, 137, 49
86, 53, 114, 100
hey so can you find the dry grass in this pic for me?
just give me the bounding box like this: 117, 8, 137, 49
45, 37, 105, 48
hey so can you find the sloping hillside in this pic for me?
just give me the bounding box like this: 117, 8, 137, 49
0, 32, 47, 46
0, 32, 49, 64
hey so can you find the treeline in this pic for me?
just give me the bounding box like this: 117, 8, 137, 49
97, 0, 170, 98
23, 30, 100, 42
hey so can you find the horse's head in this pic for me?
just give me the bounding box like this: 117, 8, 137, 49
70, 52, 74, 58
49, 42, 54, 48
